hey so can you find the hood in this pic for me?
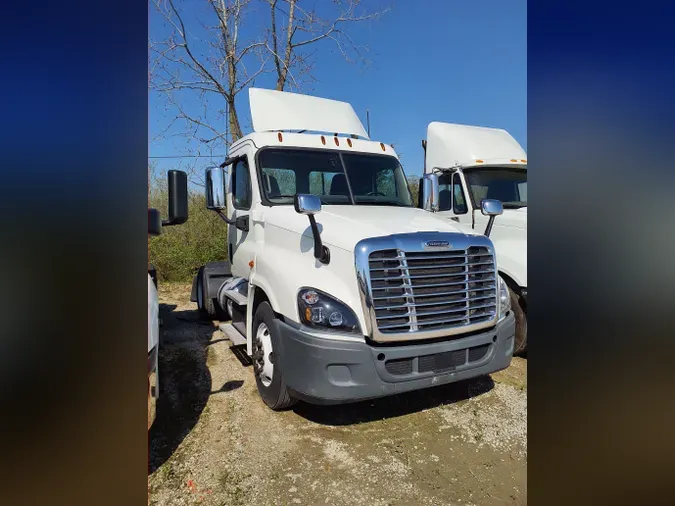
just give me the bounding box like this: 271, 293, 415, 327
264, 205, 478, 252
491, 207, 527, 231
470, 208, 527, 286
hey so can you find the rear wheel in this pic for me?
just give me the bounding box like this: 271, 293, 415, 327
196, 270, 219, 320
252, 302, 296, 410
510, 287, 527, 355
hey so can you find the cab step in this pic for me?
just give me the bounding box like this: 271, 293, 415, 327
219, 322, 247, 347
222, 288, 247, 306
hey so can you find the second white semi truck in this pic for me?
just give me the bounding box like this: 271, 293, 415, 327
421, 122, 527, 354
192, 88, 516, 410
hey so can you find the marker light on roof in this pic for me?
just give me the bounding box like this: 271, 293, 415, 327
334, 137, 339, 146
347, 138, 353, 147
380, 143, 385, 151
277, 132, 283, 142
321, 136, 326, 145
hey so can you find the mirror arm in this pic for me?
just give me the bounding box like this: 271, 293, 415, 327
308, 215, 330, 264
484, 216, 495, 237
216, 210, 235, 225
220, 156, 237, 168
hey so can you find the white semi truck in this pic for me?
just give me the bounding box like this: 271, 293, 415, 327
148, 169, 188, 429
191, 88, 516, 410
421, 122, 527, 353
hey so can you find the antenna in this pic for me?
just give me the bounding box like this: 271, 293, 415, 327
366, 109, 371, 137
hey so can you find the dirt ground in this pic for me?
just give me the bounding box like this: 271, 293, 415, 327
149, 283, 527, 506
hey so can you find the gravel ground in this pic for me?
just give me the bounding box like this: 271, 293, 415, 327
149, 283, 527, 506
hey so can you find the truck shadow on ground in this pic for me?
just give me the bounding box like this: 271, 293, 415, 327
292, 375, 495, 426
148, 305, 242, 475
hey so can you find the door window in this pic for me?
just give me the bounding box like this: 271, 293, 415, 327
438, 172, 468, 214
231, 158, 251, 210
451, 172, 468, 214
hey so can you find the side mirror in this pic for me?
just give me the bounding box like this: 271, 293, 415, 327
294, 194, 329, 264
481, 199, 503, 217
294, 194, 322, 215
206, 167, 227, 210
421, 173, 439, 212
480, 199, 503, 237
163, 170, 188, 226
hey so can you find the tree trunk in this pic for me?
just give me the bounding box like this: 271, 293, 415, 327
276, 74, 286, 91
228, 98, 243, 141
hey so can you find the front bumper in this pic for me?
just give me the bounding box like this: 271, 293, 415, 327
272, 312, 515, 405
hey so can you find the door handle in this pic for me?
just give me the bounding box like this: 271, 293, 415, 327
451, 217, 459, 222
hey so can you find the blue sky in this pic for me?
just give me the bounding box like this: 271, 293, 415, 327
149, 0, 526, 179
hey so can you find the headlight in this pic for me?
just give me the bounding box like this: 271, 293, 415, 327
498, 276, 511, 321
297, 288, 361, 334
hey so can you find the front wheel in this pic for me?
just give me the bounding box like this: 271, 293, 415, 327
148, 374, 156, 430
510, 287, 527, 355
252, 302, 297, 410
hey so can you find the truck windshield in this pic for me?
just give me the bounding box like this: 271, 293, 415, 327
258, 148, 413, 207
462, 168, 527, 209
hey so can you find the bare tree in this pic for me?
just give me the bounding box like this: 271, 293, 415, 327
266, 0, 389, 91
150, 0, 389, 172
150, 0, 268, 150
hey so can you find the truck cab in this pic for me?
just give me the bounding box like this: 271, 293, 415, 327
192, 89, 516, 410
421, 122, 527, 353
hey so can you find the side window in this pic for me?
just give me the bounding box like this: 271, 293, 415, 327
438, 174, 453, 211
517, 182, 527, 202
451, 172, 468, 214
231, 158, 251, 210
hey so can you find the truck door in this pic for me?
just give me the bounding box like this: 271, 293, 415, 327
437, 171, 470, 225
227, 154, 255, 279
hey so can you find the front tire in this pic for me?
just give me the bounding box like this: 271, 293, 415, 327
510, 287, 527, 355
148, 373, 157, 430
252, 302, 296, 410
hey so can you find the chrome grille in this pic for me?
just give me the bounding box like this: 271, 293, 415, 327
368, 246, 497, 334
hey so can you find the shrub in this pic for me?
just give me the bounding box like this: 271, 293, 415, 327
148, 180, 227, 282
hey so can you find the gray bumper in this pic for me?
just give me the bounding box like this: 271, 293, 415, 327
272, 313, 515, 405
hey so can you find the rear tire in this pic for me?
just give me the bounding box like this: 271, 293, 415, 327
252, 302, 296, 410
509, 287, 527, 355
196, 269, 219, 320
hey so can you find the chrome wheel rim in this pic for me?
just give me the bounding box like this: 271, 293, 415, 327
253, 323, 273, 387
